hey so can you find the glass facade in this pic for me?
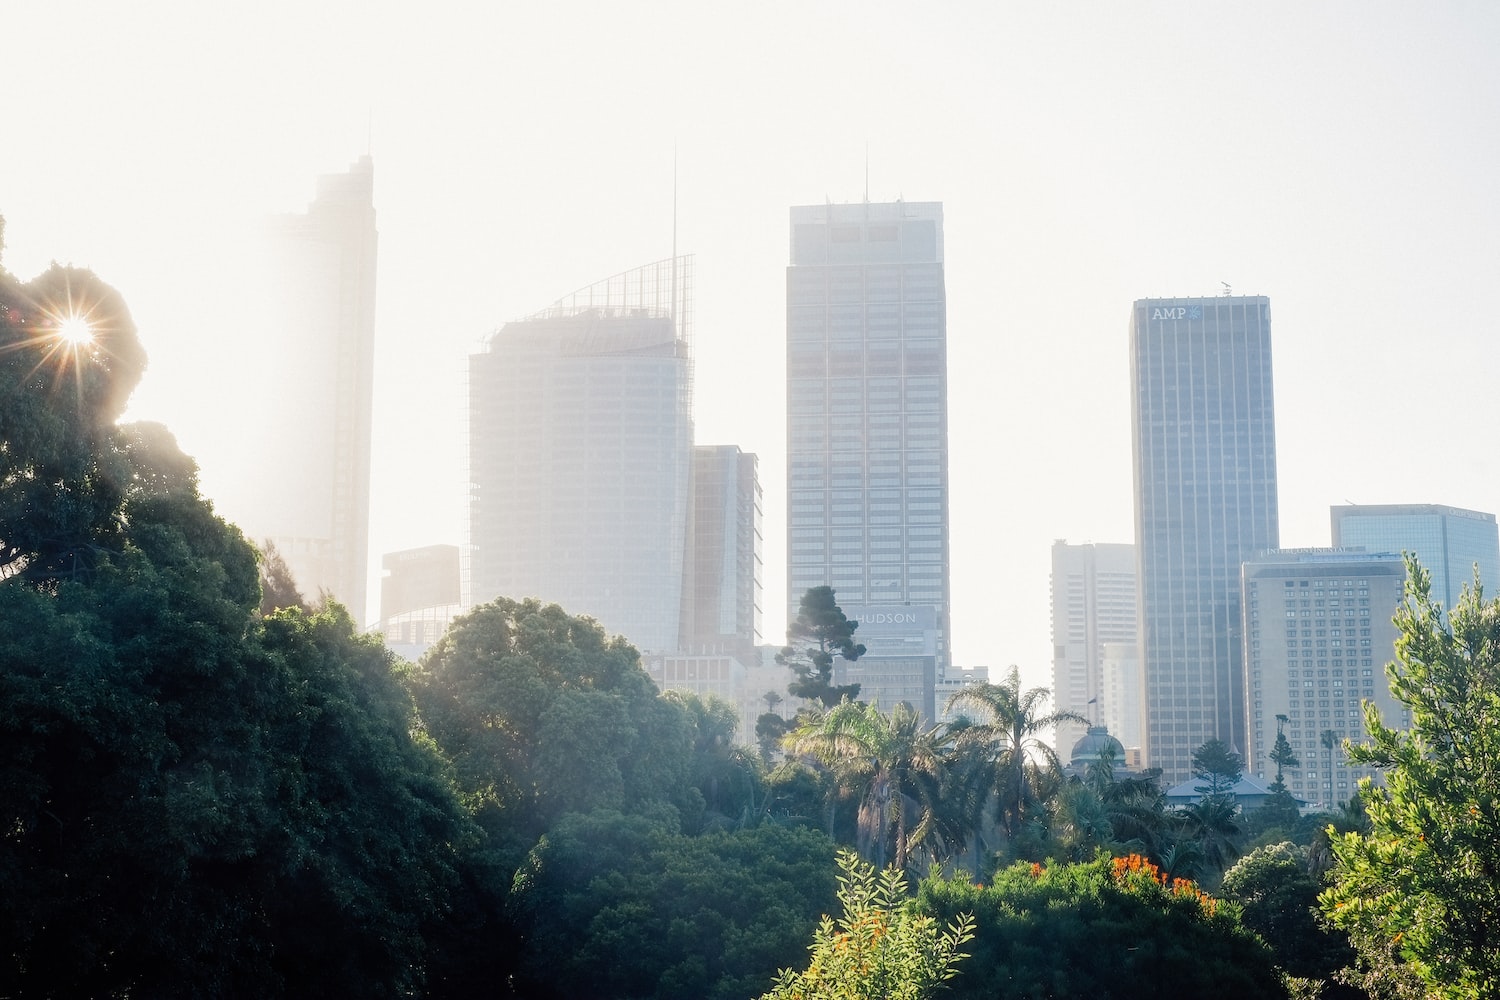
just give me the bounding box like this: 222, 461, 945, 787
1131, 296, 1279, 784
1330, 504, 1500, 609
786, 202, 950, 718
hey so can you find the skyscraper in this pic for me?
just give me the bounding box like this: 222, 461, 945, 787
1242, 548, 1406, 807
1131, 295, 1279, 784
1330, 504, 1500, 608
786, 201, 950, 718
680, 445, 763, 660
1050, 541, 1138, 755
468, 257, 694, 653
218, 156, 377, 622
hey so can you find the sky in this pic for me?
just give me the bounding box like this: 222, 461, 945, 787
4, 1, 1500, 695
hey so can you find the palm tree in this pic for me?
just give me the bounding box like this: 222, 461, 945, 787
1320, 728, 1340, 808
945, 666, 1086, 849
785, 699, 949, 871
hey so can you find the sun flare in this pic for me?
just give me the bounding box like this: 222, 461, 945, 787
57, 315, 94, 346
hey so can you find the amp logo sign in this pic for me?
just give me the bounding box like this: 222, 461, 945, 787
1150, 305, 1203, 321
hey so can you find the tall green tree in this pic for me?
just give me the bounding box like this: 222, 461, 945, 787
1191, 738, 1244, 797
1321, 558, 1500, 999
779, 586, 864, 707
945, 667, 1084, 847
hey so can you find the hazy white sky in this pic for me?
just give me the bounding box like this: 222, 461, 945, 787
5, 1, 1499, 694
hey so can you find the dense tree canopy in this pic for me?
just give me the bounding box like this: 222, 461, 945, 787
1, 265, 473, 996
919, 854, 1286, 1000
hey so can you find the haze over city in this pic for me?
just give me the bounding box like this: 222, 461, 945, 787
5, 1, 1499, 697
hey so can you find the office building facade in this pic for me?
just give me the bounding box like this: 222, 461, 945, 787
221, 157, 377, 622
1242, 549, 1407, 807
1131, 295, 1279, 784
1330, 504, 1500, 609
680, 445, 763, 659
468, 258, 694, 653
786, 201, 950, 717
1050, 540, 1139, 754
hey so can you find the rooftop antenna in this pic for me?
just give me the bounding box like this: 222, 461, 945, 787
864, 141, 869, 203
1221, 281, 1232, 296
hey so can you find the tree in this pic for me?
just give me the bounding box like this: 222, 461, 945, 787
786, 700, 951, 871
945, 666, 1084, 847
1321, 727, 1342, 807
256, 538, 306, 615
509, 818, 839, 1000
779, 586, 864, 707
1220, 842, 1360, 995
1191, 738, 1244, 798
917, 854, 1286, 1000
1269, 714, 1301, 792
0, 264, 146, 585
1321, 558, 1500, 999
761, 850, 974, 1000
2, 265, 474, 996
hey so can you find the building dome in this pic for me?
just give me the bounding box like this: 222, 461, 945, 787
1069, 726, 1125, 769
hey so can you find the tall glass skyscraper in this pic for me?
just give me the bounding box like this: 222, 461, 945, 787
468, 258, 694, 653
786, 201, 950, 718
1330, 503, 1500, 609
216, 156, 377, 623
1131, 295, 1279, 784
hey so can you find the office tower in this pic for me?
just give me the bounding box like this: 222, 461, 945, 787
1099, 641, 1143, 753
381, 544, 461, 621
379, 545, 462, 657
1331, 504, 1500, 609
1131, 295, 1279, 784
468, 257, 693, 654
680, 445, 763, 660
221, 156, 377, 622
1050, 540, 1139, 754
785, 201, 950, 718
1242, 549, 1407, 807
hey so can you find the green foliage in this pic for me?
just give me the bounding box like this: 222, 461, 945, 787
511, 817, 839, 1000
918, 854, 1286, 1000
1, 267, 474, 996
413, 597, 698, 840
0, 265, 146, 585
762, 850, 974, 1000
256, 538, 306, 615
1270, 726, 1302, 791
780, 586, 864, 707
1321, 558, 1500, 999
1221, 842, 1357, 987
945, 666, 1084, 846
1192, 737, 1245, 797
786, 700, 950, 871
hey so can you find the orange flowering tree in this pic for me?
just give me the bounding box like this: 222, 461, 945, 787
760, 850, 974, 1000
916, 854, 1285, 999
